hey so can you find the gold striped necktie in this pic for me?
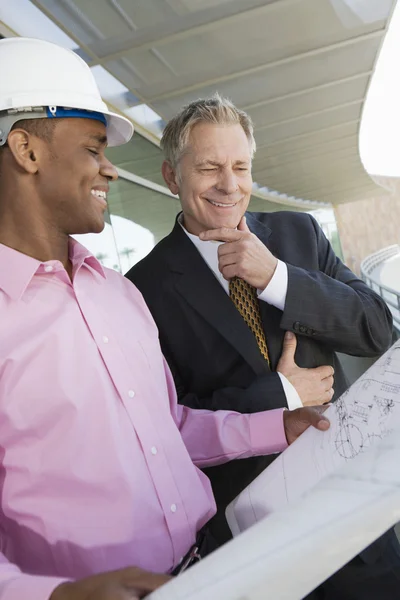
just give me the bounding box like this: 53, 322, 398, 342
229, 276, 270, 366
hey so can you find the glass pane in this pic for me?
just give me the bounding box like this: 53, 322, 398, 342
73, 209, 122, 273
106, 134, 165, 187
108, 178, 180, 273
309, 207, 344, 260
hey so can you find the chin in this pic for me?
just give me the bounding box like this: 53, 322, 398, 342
91, 221, 106, 234
217, 217, 240, 229
71, 220, 105, 235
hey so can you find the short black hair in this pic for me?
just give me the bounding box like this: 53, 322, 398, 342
10, 117, 57, 142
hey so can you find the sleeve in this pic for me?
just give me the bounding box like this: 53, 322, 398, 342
164, 360, 288, 468
278, 373, 303, 409
257, 259, 288, 311
280, 215, 393, 357
164, 343, 288, 413
0, 556, 67, 600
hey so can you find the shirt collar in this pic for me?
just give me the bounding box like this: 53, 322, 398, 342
69, 238, 106, 280
178, 213, 222, 251
0, 238, 105, 301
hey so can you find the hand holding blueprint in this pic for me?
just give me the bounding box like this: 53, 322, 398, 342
226, 339, 400, 534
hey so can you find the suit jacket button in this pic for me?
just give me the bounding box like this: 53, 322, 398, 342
293, 321, 300, 332
299, 325, 306, 333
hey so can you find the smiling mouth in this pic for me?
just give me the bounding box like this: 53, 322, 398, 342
91, 190, 108, 206
206, 199, 238, 208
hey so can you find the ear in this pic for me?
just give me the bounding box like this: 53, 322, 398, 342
6, 129, 42, 174
161, 160, 180, 195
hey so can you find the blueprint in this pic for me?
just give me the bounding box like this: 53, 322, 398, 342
148, 419, 400, 600
226, 340, 400, 535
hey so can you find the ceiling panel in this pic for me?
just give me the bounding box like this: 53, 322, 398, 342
254, 102, 362, 146
255, 121, 361, 156
246, 73, 370, 127
252, 137, 359, 168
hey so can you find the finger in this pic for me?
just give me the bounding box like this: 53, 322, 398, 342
279, 332, 297, 366
217, 241, 240, 257
220, 264, 240, 281
323, 375, 334, 391
237, 215, 250, 232
312, 404, 330, 416
319, 389, 334, 405
317, 418, 330, 430
218, 253, 238, 270
86, 584, 141, 600
199, 228, 244, 243
121, 569, 172, 593
314, 365, 335, 380
302, 406, 330, 430
284, 403, 331, 444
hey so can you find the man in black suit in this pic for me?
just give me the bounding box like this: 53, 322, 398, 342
127, 95, 399, 598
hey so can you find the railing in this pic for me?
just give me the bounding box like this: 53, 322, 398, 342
360, 245, 400, 334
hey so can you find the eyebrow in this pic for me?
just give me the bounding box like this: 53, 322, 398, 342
87, 133, 108, 146
195, 159, 250, 167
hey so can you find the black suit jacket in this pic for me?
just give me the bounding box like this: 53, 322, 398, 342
127, 211, 393, 535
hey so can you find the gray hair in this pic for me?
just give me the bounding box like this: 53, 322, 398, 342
161, 93, 256, 169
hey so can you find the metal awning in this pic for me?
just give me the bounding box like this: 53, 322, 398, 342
3, 0, 396, 206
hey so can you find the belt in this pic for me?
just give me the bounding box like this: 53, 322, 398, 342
171, 527, 219, 576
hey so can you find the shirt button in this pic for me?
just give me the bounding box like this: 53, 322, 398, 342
128, 390, 135, 398
170, 504, 177, 513
151, 446, 157, 455
44, 265, 53, 272
103, 336, 109, 344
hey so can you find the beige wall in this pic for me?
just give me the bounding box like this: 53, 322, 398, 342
334, 193, 400, 275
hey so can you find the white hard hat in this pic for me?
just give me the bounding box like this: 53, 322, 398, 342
0, 37, 134, 147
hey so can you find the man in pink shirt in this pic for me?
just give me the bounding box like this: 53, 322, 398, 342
0, 38, 330, 600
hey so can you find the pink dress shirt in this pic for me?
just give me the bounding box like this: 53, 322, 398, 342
0, 240, 287, 600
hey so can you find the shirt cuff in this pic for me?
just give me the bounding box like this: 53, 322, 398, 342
257, 260, 288, 311
278, 372, 303, 410
248, 408, 288, 455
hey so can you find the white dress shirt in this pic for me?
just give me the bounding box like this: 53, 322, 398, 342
179, 218, 303, 410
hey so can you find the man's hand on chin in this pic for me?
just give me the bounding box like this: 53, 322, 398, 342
283, 405, 330, 445
199, 216, 278, 289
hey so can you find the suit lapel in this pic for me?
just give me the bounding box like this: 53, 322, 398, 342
164, 219, 270, 376
245, 211, 272, 244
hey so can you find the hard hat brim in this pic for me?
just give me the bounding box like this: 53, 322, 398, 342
103, 110, 134, 147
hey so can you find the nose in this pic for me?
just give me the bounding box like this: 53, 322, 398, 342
100, 155, 118, 182
216, 168, 238, 195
